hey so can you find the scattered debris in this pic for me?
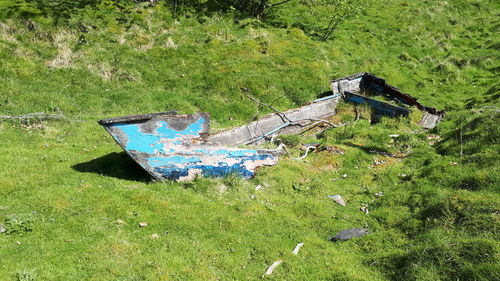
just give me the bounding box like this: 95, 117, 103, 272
217, 184, 228, 193
262, 260, 283, 277
115, 219, 126, 224
320, 145, 345, 155
389, 134, 400, 138
262, 242, 304, 277
398, 173, 407, 178
0, 224, 6, 233
419, 112, 442, 129
255, 184, 263, 191
291, 242, 304, 255
250, 194, 256, 200
330, 228, 369, 242
16, 241, 21, 245
450, 162, 458, 166
360, 204, 369, 214
427, 134, 442, 146
369, 160, 385, 168
374, 192, 384, 198
276, 143, 317, 160
368, 149, 404, 158
342, 174, 348, 178
327, 195, 346, 206
139, 222, 148, 227
150, 233, 160, 240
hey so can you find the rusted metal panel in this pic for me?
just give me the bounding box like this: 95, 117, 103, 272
99, 113, 279, 181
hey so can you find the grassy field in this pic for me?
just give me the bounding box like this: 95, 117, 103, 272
0, 0, 499, 280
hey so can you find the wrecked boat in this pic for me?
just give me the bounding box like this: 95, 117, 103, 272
331, 72, 445, 129
98, 73, 443, 181
98, 95, 340, 181
98, 112, 281, 181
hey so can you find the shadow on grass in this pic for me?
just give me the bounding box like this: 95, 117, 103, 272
316, 90, 335, 99
344, 142, 392, 154
72, 152, 151, 182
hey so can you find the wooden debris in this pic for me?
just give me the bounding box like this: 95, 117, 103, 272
328, 195, 346, 206
291, 242, 304, 255
262, 260, 283, 277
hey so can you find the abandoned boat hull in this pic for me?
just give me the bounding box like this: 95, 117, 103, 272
99, 112, 279, 181
98, 73, 444, 181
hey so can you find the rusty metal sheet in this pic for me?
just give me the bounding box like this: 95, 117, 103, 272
99, 112, 279, 181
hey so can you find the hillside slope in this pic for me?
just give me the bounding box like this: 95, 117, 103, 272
0, 1, 498, 280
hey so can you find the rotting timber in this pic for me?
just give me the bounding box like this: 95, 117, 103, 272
98, 73, 444, 181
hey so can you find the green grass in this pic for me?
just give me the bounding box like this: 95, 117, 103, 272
0, 0, 499, 280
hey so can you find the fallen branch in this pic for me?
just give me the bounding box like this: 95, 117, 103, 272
276, 143, 316, 160
243, 90, 346, 143
354, 106, 360, 121
0, 112, 65, 122
243, 90, 292, 123
262, 260, 283, 278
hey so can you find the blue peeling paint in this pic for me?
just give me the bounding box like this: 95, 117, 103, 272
109, 117, 206, 154
148, 156, 203, 166
151, 153, 275, 180
191, 148, 256, 157
104, 114, 278, 181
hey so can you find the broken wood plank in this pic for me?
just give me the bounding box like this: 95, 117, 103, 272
262, 260, 283, 277
291, 242, 304, 255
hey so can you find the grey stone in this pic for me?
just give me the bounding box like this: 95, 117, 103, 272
330, 228, 369, 242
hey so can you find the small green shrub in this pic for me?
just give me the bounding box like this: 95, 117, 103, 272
3, 213, 34, 235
